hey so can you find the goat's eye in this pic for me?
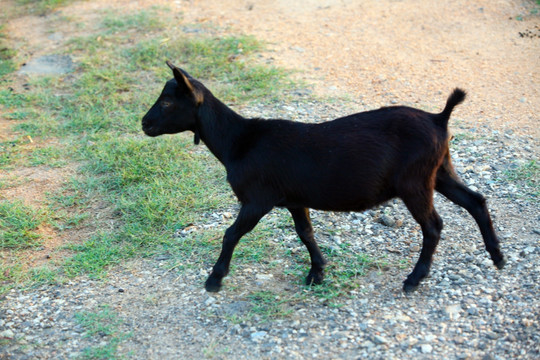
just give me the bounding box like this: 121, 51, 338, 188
161, 101, 172, 108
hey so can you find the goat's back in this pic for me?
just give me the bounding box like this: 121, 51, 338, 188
227, 106, 449, 211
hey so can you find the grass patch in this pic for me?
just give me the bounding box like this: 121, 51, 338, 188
505, 159, 539, 199
122, 34, 291, 103
101, 7, 165, 33
75, 305, 129, 359
1, 3, 339, 301
1, 3, 294, 288
0, 25, 16, 79
246, 290, 295, 322
0, 200, 44, 249
15, 0, 75, 15
301, 246, 376, 303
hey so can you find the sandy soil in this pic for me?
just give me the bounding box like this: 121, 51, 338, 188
175, 0, 539, 137
7, 0, 540, 135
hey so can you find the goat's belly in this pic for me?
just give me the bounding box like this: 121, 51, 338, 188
281, 187, 394, 212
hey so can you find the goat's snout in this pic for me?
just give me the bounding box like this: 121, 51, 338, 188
141, 115, 158, 137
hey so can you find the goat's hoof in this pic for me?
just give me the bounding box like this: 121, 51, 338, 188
305, 271, 324, 286
495, 257, 507, 270
205, 276, 222, 292
402, 281, 419, 293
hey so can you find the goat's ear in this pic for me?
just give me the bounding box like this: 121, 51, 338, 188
166, 61, 204, 105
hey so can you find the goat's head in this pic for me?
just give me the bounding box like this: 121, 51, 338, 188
142, 61, 204, 140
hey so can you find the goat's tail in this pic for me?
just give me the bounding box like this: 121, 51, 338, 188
437, 88, 466, 128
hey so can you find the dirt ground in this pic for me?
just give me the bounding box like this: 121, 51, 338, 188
1, 1, 539, 358
180, 0, 539, 134
1, 0, 537, 288
1, 0, 538, 295
7, 0, 540, 136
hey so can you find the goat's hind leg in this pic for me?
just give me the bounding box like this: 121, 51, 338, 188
205, 204, 271, 292
435, 167, 506, 269
401, 189, 443, 293
288, 207, 327, 285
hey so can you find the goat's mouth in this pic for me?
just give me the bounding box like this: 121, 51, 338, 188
142, 126, 160, 137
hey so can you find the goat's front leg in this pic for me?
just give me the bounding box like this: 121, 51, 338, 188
205, 204, 271, 292
288, 207, 327, 285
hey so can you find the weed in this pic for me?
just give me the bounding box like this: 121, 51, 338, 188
76, 305, 122, 337
62, 233, 129, 278
0, 138, 23, 167
450, 132, 476, 144
0, 89, 27, 108
28, 146, 68, 167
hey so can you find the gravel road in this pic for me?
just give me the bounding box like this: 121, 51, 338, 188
1, 98, 538, 359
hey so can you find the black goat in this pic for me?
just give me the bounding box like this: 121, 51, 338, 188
142, 61, 506, 293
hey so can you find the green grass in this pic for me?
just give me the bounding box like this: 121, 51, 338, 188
15, 0, 75, 15
75, 305, 129, 359
101, 7, 165, 33
0, 4, 298, 291
246, 290, 295, 321
0, 200, 45, 249
505, 159, 539, 199
0, 25, 16, 78
0, 3, 374, 302
298, 245, 377, 303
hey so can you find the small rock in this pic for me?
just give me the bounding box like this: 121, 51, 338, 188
421, 344, 433, 354
373, 335, 388, 344
0, 329, 15, 338
467, 307, 479, 316
360, 340, 375, 349
378, 214, 396, 227
250, 331, 268, 342
48, 32, 64, 41
205, 296, 216, 306
444, 304, 462, 320
255, 274, 274, 281
410, 244, 421, 252
18, 54, 75, 75
221, 301, 252, 317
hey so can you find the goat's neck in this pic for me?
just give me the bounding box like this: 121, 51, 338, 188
196, 96, 245, 164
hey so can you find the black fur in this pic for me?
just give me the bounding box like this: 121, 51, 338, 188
142, 63, 505, 293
